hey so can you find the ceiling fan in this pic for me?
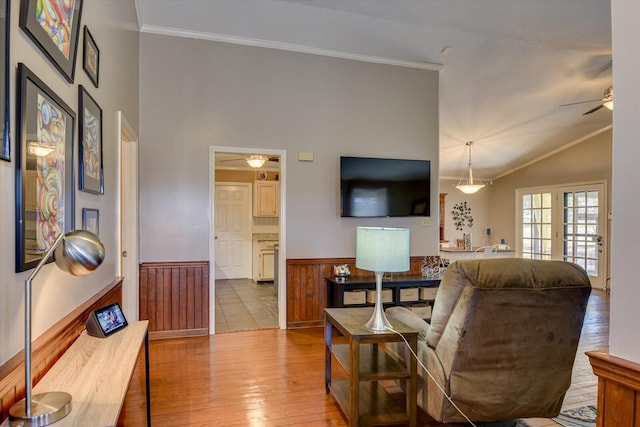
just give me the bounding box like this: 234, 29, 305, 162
218, 154, 280, 168
560, 86, 613, 115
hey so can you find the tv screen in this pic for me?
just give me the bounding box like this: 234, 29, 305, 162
340, 156, 431, 217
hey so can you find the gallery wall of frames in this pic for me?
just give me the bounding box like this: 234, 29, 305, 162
1, 0, 105, 272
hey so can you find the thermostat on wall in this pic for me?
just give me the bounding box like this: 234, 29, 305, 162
86, 303, 129, 338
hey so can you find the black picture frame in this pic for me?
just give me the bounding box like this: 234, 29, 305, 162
15, 63, 75, 272
82, 26, 99, 87
19, 0, 84, 83
1, 0, 10, 162
82, 207, 99, 235
78, 85, 103, 194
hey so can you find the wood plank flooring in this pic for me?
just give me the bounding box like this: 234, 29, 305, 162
118, 289, 609, 426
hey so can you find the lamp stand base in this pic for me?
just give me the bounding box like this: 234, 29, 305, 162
365, 302, 393, 331
9, 392, 72, 427
365, 270, 393, 331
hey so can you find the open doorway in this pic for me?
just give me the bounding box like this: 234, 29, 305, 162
210, 146, 286, 333
117, 112, 139, 322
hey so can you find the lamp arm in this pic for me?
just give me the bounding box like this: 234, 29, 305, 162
24, 232, 65, 417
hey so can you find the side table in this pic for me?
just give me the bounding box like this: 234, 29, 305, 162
324, 307, 418, 426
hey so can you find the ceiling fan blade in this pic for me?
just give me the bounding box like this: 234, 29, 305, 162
583, 104, 605, 115
559, 98, 602, 107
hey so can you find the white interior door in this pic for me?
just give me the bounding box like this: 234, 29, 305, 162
117, 112, 139, 321
214, 183, 252, 279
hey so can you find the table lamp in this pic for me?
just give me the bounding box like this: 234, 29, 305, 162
356, 227, 410, 331
9, 230, 105, 427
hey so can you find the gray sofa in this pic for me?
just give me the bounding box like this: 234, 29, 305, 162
385, 258, 591, 424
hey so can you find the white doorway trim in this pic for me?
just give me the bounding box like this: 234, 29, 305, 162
209, 146, 287, 333
116, 112, 139, 321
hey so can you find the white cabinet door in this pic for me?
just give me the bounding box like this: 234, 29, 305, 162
253, 181, 279, 217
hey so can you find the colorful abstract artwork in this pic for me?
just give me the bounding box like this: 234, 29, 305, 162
36, 0, 77, 59
83, 106, 100, 180
20, 0, 83, 83
35, 93, 66, 252
78, 85, 103, 194
83, 26, 99, 87
16, 63, 75, 272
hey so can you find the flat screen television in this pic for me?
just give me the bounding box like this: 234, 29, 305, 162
340, 156, 431, 217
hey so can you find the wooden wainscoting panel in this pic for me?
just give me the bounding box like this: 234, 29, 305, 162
587, 349, 640, 426
139, 261, 209, 339
0, 279, 123, 423
286, 256, 429, 328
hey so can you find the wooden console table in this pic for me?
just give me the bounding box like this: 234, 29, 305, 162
3, 321, 150, 427
325, 308, 418, 426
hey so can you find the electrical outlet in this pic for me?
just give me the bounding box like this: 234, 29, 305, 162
422, 218, 431, 227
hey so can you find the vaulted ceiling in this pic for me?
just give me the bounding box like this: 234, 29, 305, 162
135, 0, 612, 180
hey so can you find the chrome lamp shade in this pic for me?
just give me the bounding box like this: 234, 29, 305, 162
9, 230, 105, 427
356, 227, 410, 331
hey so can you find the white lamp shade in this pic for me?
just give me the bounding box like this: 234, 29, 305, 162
456, 183, 485, 194
356, 227, 410, 272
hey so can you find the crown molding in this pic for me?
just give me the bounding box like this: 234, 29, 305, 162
140, 25, 443, 71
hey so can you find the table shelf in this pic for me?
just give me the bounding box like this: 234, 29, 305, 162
329, 380, 409, 426
331, 344, 411, 381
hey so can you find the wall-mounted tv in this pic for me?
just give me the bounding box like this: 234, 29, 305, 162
340, 156, 431, 217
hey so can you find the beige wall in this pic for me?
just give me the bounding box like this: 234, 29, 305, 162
0, 0, 139, 365
490, 129, 612, 251
139, 33, 440, 262
440, 180, 492, 247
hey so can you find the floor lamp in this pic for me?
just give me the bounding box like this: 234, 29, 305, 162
9, 230, 105, 427
356, 227, 410, 331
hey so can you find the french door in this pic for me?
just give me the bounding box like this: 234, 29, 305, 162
517, 182, 606, 288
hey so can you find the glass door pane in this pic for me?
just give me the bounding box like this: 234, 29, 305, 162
559, 184, 605, 287
520, 191, 553, 260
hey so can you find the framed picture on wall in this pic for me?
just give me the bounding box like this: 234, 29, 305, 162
15, 63, 75, 272
78, 85, 103, 194
82, 208, 99, 235
1, 0, 10, 162
82, 26, 99, 87
19, 0, 84, 83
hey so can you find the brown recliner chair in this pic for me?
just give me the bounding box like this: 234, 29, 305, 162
385, 258, 591, 425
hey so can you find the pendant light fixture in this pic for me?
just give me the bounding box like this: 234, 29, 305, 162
456, 141, 485, 194
246, 155, 268, 168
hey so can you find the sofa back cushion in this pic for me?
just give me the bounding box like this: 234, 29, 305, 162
426, 258, 591, 348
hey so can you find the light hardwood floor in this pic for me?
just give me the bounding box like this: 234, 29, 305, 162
118, 289, 609, 426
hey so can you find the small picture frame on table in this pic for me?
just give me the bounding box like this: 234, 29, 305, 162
78, 85, 103, 194
82, 208, 99, 235
82, 26, 99, 87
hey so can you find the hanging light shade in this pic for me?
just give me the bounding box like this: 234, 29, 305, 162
246, 155, 268, 168
456, 141, 485, 194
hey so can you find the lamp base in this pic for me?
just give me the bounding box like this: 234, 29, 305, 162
365, 303, 393, 331
9, 392, 72, 427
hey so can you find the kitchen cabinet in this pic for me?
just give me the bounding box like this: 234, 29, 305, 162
253, 181, 279, 217
256, 241, 276, 281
